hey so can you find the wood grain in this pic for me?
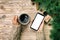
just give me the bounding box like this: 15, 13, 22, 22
0, 0, 52, 40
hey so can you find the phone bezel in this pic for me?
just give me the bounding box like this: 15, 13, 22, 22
30, 12, 45, 31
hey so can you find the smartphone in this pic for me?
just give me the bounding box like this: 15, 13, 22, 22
30, 13, 44, 31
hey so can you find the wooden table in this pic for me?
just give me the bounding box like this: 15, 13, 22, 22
0, 0, 52, 40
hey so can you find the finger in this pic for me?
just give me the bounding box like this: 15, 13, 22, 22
12, 15, 18, 25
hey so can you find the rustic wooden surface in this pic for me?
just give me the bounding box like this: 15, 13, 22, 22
0, 0, 52, 40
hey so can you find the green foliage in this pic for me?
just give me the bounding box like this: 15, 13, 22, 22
32, 0, 60, 40
50, 15, 60, 40
50, 29, 60, 40
33, 0, 60, 16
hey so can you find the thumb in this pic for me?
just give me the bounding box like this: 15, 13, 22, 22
12, 15, 18, 25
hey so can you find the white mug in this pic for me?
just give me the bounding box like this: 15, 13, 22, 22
18, 13, 30, 25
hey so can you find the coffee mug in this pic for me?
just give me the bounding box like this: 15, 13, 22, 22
18, 13, 30, 25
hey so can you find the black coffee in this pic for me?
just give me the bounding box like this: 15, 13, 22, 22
19, 14, 29, 23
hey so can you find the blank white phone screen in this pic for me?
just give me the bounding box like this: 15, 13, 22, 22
31, 14, 44, 30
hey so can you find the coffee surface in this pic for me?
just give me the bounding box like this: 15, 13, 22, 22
19, 14, 29, 23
